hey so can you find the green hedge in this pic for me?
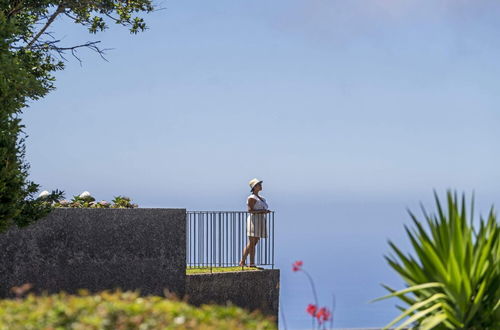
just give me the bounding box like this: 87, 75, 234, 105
0, 291, 276, 329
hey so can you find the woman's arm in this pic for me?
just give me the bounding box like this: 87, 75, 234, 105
247, 198, 271, 214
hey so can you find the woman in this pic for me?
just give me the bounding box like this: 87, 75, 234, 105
239, 178, 271, 267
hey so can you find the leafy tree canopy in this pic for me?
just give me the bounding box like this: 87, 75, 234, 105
0, 0, 154, 232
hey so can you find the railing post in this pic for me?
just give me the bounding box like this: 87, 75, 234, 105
186, 211, 275, 270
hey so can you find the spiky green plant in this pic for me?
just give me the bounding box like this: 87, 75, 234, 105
111, 196, 138, 208
374, 191, 500, 329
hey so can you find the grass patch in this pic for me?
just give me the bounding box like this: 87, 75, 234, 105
186, 266, 263, 274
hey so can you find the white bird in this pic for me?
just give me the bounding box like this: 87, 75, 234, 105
79, 191, 92, 198
38, 190, 50, 198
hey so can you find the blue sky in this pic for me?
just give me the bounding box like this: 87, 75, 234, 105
22, 1, 500, 327
24, 0, 500, 206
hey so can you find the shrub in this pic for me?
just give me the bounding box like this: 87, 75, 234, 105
0, 291, 276, 329
13, 189, 64, 228
0, 14, 60, 233
111, 196, 138, 209
53, 192, 138, 209
375, 191, 500, 329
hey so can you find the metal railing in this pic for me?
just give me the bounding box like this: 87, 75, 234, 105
186, 211, 275, 270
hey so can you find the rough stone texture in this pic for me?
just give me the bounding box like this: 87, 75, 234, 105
185, 269, 280, 321
0, 208, 186, 298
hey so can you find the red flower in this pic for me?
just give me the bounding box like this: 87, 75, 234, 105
316, 307, 331, 323
306, 303, 317, 317
292, 260, 303, 272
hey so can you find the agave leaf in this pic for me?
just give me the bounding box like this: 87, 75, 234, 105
419, 202, 430, 222
420, 311, 447, 330
451, 210, 465, 264
446, 248, 467, 316
433, 191, 445, 223
373, 282, 443, 302
384, 293, 447, 329
385, 256, 417, 284
395, 304, 407, 313
471, 239, 487, 279
409, 210, 432, 244
473, 232, 496, 279
459, 265, 472, 311
403, 229, 432, 280
460, 235, 473, 297
380, 284, 416, 306
427, 214, 448, 257
493, 298, 500, 313
388, 242, 422, 282
395, 302, 443, 330
438, 301, 462, 327
420, 240, 447, 280
460, 193, 466, 225
385, 255, 407, 275
469, 192, 475, 224
465, 278, 489, 324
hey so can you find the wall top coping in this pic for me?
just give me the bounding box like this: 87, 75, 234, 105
186, 269, 279, 277
50, 209, 274, 211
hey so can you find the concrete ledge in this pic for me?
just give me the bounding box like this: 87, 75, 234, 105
0, 208, 186, 298
185, 269, 280, 320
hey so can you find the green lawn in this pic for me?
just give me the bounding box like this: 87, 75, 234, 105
186, 266, 263, 274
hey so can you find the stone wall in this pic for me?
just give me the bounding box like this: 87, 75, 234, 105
0, 208, 186, 298
186, 269, 280, 320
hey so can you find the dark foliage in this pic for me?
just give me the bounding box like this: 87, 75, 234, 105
0, 1, 153, 232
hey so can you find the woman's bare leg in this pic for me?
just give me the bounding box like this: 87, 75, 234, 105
240, 237, 259, 266
249, 237, 260, 266
240, 239, 252, 266
240, 242, 249, 266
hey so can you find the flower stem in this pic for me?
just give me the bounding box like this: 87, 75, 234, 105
280, 300, 288, 330
330, 293, 336, 329
302, 269, 319, 307
302, 269, 319, 329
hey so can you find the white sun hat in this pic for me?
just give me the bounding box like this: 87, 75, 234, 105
248, 178, 263, 191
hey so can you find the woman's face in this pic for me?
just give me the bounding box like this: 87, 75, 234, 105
254, 183, 262, 193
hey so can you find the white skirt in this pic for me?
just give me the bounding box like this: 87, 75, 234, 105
247, 213, 268, 238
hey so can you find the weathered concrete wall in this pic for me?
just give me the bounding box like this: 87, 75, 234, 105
0, 208, 186, 298
185, 269, 280, 321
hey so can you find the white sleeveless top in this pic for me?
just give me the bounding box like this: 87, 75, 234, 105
247, 194, 268, 211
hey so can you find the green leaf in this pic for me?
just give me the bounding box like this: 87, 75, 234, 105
384, 293, 447, 329
372, 282, 443, 302
395, 303, 443, 330
420, 312, 448, 330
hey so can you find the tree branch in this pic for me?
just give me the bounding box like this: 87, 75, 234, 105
50, 41, 103, 52
104, 13, 130, 26
52, 41, 111, 64
26, 3, 65, 49
7, 0, 25, 18
14, 39, 111, 64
